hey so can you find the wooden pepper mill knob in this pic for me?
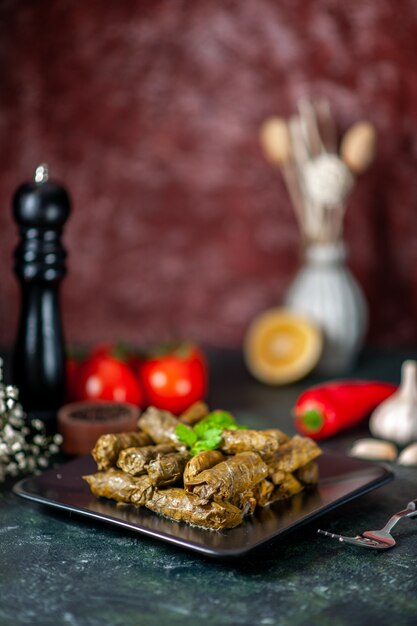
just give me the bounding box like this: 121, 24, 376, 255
12, 164, 71, 415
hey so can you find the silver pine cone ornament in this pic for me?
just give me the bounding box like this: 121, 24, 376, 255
0, 358, 62, 482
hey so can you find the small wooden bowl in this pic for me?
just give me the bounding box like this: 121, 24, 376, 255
57, 401, 140, 456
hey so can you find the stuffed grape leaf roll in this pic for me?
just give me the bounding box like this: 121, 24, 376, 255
220, 429, 280, 458
138, 407, 179, 444
186, 451, 268, 503
147, 451, 190, 487
179, 401, 209, 426
266, 435, 321, 474
92, 431, 152, 471
295, 461, 319, 486
145, 488, 243, 530
271, 472, 304, 501
117, 444, 177, 476
83, 469, 154, 506
183, 450, 225, 485
262, 429, 290, 446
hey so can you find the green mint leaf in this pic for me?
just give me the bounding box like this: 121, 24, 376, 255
199, 426, 223, 443
180, 409, 245, 455
191, 434, 223, 456
191, 427, 223, 455
206, 410, 237, 428
194, 410, 238, 438
175, 423, 197, 448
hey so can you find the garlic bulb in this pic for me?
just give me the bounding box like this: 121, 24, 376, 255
369, 360, 417, 445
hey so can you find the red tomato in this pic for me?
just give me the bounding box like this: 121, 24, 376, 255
87, 343, 143, 374
74, 354, 145, 406
138, 345, 208, 415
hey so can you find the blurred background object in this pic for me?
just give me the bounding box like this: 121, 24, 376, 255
244, 308, 323, 384
0, 0, 416, 349
369, 360, 417, 445
0, 358, 62, 481
260, 101, 372, 374
12, 165, 70, 413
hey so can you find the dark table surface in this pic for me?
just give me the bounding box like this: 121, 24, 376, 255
1, 348, 417, 626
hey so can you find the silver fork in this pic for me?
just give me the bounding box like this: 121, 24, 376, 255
317, 499, 417, 550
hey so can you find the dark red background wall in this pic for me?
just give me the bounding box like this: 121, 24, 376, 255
1, 0, 417, 348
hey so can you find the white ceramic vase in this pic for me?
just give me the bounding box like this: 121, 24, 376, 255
284, 242, 368, 375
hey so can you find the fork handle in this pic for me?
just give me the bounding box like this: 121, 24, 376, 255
380, 500, 417, 535
407, 499, 417, 512
392, 500, 417, 521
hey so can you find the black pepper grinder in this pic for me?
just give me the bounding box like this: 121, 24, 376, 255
12, 164, 71, 417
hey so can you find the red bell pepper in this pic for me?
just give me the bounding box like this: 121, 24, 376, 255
293, 380, 397, 440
